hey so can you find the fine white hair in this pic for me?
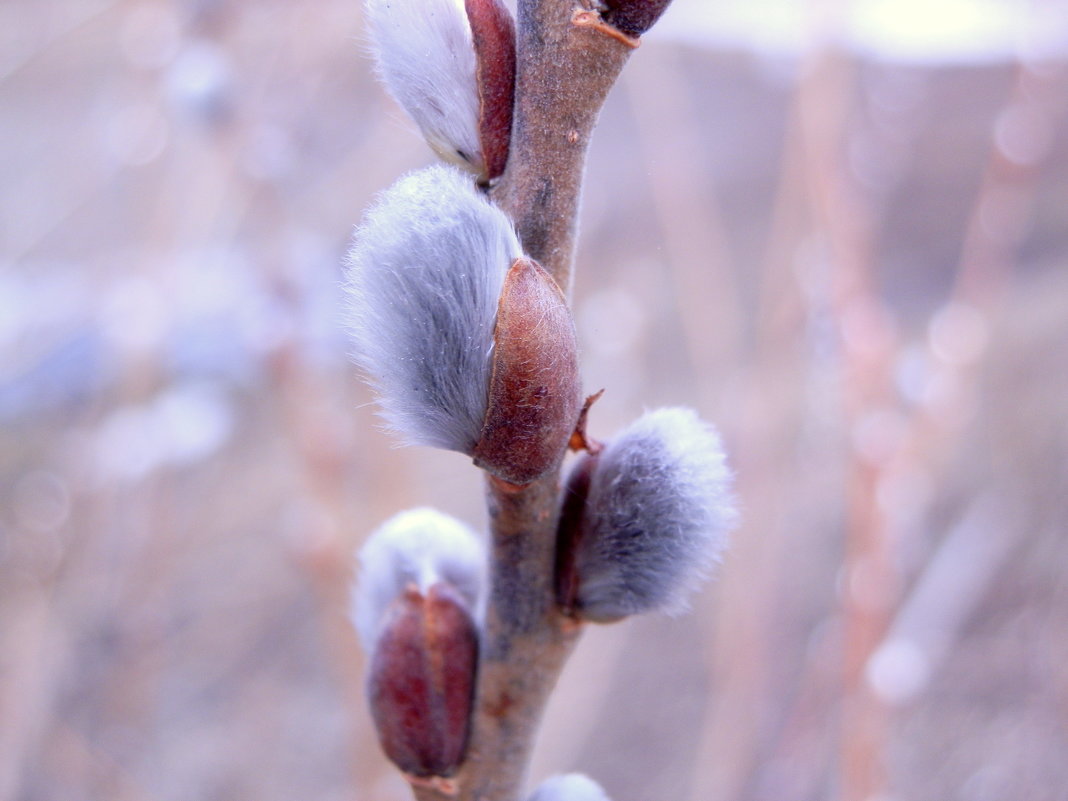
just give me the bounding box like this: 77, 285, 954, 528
344, 164, 521, 453
528, 774, 612, 801
573, 407, 737, 621
351, 507, 486, 653
365, 0, 484, 175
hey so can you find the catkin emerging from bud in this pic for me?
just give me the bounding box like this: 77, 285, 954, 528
345, 165, 521, 454
365, 0, 515, 182
366, 0, 483, 174
557, 408, 736, 622
352, 507, 485, 654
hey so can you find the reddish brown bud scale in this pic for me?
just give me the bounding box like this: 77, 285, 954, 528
555, 452, 598, 614
569, 389, 606, 453
367, 584, 479, 778
602, 0, 674, 38
473, 257, 582, 485
465, 0, 516, 183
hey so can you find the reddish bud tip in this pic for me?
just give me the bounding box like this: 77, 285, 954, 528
465, 0, 516, 183
602, 0, 674, 38
473, 257, 582, 485
367, 583, 479, 778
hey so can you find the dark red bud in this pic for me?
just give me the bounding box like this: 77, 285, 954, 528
465, 0, 516, 183
602, 0, 674, 38
367, 583, 479, 778
555, 452, 598, 614
473, 257, 582, 485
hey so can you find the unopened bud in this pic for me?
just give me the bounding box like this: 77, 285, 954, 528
368, 583, 479, 778
601, 0, 675, 38
473, 257, 582, 485
556, 408, 736, 622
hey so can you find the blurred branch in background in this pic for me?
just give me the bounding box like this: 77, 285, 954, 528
2, 1, 1067, 800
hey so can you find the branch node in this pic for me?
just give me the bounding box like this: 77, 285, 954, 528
559, 613, 586, 634
569, 389, 606, 454
488, 473, 527, 495
570, 8, 641, 49
407, 773, 459, 796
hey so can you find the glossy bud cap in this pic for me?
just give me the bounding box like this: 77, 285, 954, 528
368, 583, 479, 778
473, 257, 582, 485
465, 0, 516, 183
602, 0, 674, 38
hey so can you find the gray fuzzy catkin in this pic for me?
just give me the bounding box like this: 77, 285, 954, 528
365, 0, 484, 175
573, 407, 737, 621
528, 774, 612, 801
352, 507, 486, 654
344, 164, 521, 452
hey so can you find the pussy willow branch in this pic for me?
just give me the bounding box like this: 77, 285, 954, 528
459, 474, 581, 801
492, 0, 636, 294
445, 2, 636, 801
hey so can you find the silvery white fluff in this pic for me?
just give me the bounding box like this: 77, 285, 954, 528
527, 774, 612, 801
352, 507, 486, 654
573, 407, 737, 621
345, 164, 521, 452
365, 0, 484, 175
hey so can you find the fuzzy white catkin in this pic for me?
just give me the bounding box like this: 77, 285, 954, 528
344, 164, 521, 452
527, 774, 612, 801
574, 407, 737, 621
351, 507, 486, 654
365, 0, 484, 175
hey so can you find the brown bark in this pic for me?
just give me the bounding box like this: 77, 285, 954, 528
491, 0, 636, 294
459, 474, 583, 801
457, 3, 633, 798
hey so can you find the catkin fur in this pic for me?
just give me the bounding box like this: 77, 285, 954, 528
365, 0, 484, 175
574, 408, 737, 621
344, 164, 521, 452
528, 774, 612, 801
352, 507, 486, 654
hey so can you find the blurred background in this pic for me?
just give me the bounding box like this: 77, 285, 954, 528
2, 0, 1067, 799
